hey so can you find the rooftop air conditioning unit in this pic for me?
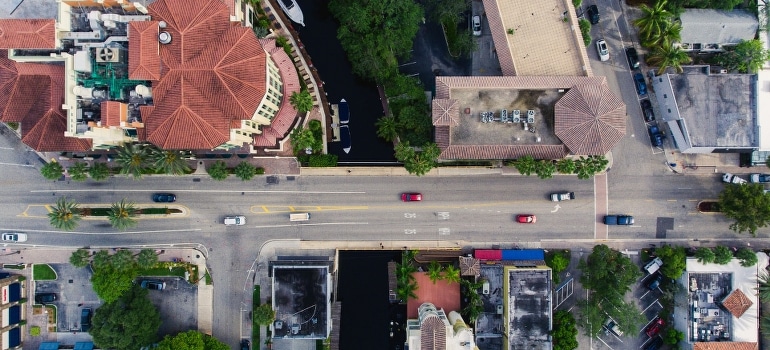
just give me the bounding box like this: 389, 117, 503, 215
96, 48, 120, 63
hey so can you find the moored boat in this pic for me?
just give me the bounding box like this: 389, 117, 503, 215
340, 125, 351, 154
278, 0, 305, 26
339, 98, 349, 124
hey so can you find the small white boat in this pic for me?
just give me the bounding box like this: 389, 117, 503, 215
339, 98, 349, 124
278, 0, 305, 27
340, 125, 351, 154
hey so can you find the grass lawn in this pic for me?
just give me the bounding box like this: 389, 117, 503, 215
33, 264, 57, 280
252, 285, 260, 345
138, 263, 198, 283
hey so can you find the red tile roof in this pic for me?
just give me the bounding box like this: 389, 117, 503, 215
693, 343, 757, 350
721, 289, 753, 318
554, 83, 626, 155
22, 109, 92, 151
127, 22, 162, 81
420, 315, 447, 349
253, 38, 301, 148
101, 101, 126, 127
432, 99, 459, 126
0, 19, 56, 49
142, 0, 267, 149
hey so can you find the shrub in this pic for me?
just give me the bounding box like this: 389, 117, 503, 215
309, 154, 338, 167
207, 160, 229, 181
41, 162, 64, 180
578, 19, 591, 46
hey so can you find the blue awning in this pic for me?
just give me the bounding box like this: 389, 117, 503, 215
74, 342, 95, 350
501, 249, 544, 261
39, 342, 60, 350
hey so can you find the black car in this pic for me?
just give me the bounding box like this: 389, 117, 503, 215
152, 193, 176, 203
35, 293, 57, 304
240, 339, 250, 350
586, 5, 599, 24
645, 336, 664, 350
640, 99, 655, 122
81, 308, 92, 332
626, 48, 640, 69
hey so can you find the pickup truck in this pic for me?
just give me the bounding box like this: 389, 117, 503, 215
722, 173, 747, 185
550, 192, 575, 202
603, 215, 634, 225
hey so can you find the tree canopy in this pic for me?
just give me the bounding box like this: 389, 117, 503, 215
90, 286, 160, 350
718, 183, 770, 236
718, 39, 770, 73
90, 249, 140, 303
553, 310, 579, 350
155, 330, 229, 350
254, 303, 276, 325
654, 245, 687, 279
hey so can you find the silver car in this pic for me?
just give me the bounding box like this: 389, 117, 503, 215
2, 233, 27, 242
596, 39, 609, 62
472, 15, 482, 36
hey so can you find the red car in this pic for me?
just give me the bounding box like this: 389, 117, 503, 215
645, 317, 665, 338
401, 193, 422, 202
516, 214, 536, 224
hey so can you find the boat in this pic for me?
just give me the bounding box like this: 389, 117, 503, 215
278, 0, 305, 27
340, 125, 351, 154
338, 98, 349, 124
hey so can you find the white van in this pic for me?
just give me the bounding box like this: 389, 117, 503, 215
290, 213, 310, 222
223, 216, 246, 226
644, 257, 663, 275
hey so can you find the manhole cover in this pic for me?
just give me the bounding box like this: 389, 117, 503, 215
287, 176, 295, 181
193, 178, 201, 182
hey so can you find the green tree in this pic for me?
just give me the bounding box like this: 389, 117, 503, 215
395, 142, 440, 176
449, 31, 478, 58
234, 161, 257, 181
643, 20, 681, 49
41, 161, 64, 180
546, 251, 570, 274
48, 196, 81, 231
290, 90, 314, 114
69, 162, 89, 181
376, 116, 399, 142
92, 250, 111, 271
115, 144, 148, 179
150, 148, 190, 175
253, 303, 276, 325
762, 314, 770, 338
663, 328, 685, 345
552, 310, 578, 350
605, 300, 646, 336
89, 162, 111, 181
535, 160, 556, 179
717, 39, 770, 73
207, 160, 229, 181
427, 261, 443, 283
757, 272, 770, 302
136, 249, 158, 269
579, 245, 642, 301
423, 0, 466, 23
647, 44, 692, 74
111, 249, 136, 271
290, 127, 315, 155
575, 298, 604, 337
442, 264, 461, 284
736, 247, 758, 267
513, 155, 537, 176
69, 248, 91, 268
713, 246, 733, 265
654, 245, 687, 279
90, 250, 138, 303
634, 0, 673, 42
155, 330, 229, 350
718, 183, 770, 236
694, 247, 715, 264
397, 280, 418, 301
556, 158, 576, 174
109, 199, 138, 231
90, 286, 160, 350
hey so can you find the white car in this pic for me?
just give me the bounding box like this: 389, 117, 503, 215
472, 15, 482, 36
223, 216, 246, 226
722, 173, 747, 185
596, 39, 609, 62
2, 233, 27, 242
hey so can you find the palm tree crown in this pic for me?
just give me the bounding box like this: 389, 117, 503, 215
116, 144, 149, 179
647, 45, 692, 74
109, 198, 138, 230
150, 148, 190, 175
49, 197, 81, 231
634, 0, 673, 42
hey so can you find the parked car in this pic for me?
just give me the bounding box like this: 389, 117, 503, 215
224, 215, 246, 226
644, 257, 663, 275
603, 215, 634, 225
550, 192, 575, 202
516, 214, 536, 224
750, 173, 770, 183
645, 337, 664, 350
586, 5, 600, 24
722, 173, 747, 185
240, 339, 251, 350
152, 193, 176, 203
648, 125, 663, 147
596, 39, 609, 61
634, 73, 647, 95
472, 15, 482, 36
645, 317, 665, 337
401, 193, 422, 202
603, 318, 623, 337
81, 308, 92, 332
626, 48, 640, 69
34, 293, 57, 304
640, 99, 655, 122
140, 280, 166, 290
646, 274, 662, 290
1, 232, 27, 242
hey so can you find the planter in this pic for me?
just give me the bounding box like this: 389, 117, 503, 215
697, 201, 721, 213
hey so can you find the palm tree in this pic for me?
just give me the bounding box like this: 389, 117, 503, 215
69, 248, 91, 268
513, 155, 537, 176
556, 158, 576, 174
68, 162, 89, 181
643, 20, 681, 49
111, 249, 136, 272
647, 44, 692, 75
40, 162, 64, 180
634, 0, 673, 42
397, 280, 418, 301
442, 264, 461, 284
427, 261, 443, 283
289, 90, 314, 114
757, 272, 770, 302
375, 116, 399, 142
48, 197, 81, 231
136, 249, 158, 269
89, 162, 111, 181
149, 148, 190, 175
115, 144, 148, 179
109, 198, 138, 230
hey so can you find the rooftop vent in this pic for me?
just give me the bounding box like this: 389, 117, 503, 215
158, 21, 167, 29
158, 31, 172, 44
96, 48, 119, 63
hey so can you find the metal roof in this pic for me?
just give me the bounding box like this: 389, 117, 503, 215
680, 9, 758, 45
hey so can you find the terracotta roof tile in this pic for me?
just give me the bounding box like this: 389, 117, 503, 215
721, 289, 753, 318
554, 83, 626, 155
0, 19, 56, 49
693, 342, 757, 350
128, 22, 162, 81
432, 99, 459, 126
435, 126, 450, 149
101, 101, 126, 127
420, 315, 447, 349
22, 110, 91, 151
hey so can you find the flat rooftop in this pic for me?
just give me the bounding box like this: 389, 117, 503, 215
505, 267, 551, 350
482, 0, 591, 76
272, 266, 330, 339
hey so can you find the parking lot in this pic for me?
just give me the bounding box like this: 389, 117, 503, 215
143, 276, 198, 337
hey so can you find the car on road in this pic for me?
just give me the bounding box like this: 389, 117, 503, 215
34, 293, 57, 304
81, 308, 92, 332
241, 339, 251, 350
401, 193, 423, 202
626, 48, 640, 69
640, 99, 655, 122
603, 215, 634, 225
472, 15, 482, 36
645, 317, 665, 338
224, 215, 246, 226
634, 73, 647, 95
596, 39, 609, 61
586, 5, 599, 24
722, 173, 747, 185
516, 214, 536, 224
750, 173, 770, 183
140, 280, 166, 290
152, 193, 176, 203
648, 125, 663, 147
1, 232, 27, 242
550, 192, 575, 202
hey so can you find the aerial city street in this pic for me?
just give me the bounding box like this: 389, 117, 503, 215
0, 0, 769, 350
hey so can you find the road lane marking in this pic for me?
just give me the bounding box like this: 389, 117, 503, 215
253, 222, 368, 229
0, 162, 33, 167
32, 189, 366, 194
251, 205, 368, 213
